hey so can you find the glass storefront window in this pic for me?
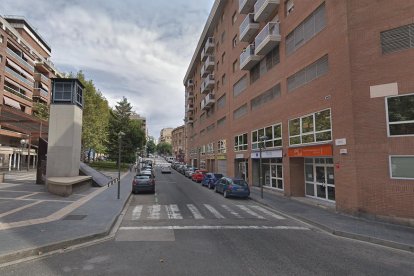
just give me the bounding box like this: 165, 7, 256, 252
289, 118, 300, 136
315, 109, 331, 131
302, 115, 314, 133
251, 123, 282, 149
390, 156, 414, 179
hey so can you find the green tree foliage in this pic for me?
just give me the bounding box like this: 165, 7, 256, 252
32, 102, 49, 121
77, 71, 110, 161
107, 97, 145, 163
156, 142, 172, 155
146, 139, 156, 155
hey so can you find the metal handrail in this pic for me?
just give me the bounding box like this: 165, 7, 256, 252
255, 22, 280, 48
6, 47, 34, 72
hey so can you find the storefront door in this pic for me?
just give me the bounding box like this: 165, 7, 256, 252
305, 158, 335, 201
238, 161, 248, 182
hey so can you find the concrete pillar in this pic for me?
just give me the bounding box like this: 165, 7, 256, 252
17, 154, 20, 170
8, 154, 12, 171
13, 153, 16, 169
33, 155, 36, 169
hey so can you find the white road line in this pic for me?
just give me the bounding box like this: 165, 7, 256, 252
148, 205, 161, 220
236, 205, 265, 219
187, 204, 204, 219
166, 204, 183, 219
0, 200, 43, 218
250, 205, 285, 220
132, 205, 143, 220
204, 204, 225, 219
16, 192, 41, 199
119, 226, 309, 230
221, 205, 242, 218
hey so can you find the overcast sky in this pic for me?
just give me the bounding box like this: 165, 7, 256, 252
1, 0, 214, 139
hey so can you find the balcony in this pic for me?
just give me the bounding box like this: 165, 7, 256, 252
186, 103, 194, 112
34, 87, 49, 99
187, 79, 194, 87
4, 84, 32, 102
6, 47, 34, 72
186, 91, 194, 100
239, 0, 257, 14
254, 22, 281, 55
201, 56, 215, 77
186, 116, 194, 124
254, 0, 280, 22
35, 73, 50, 84
203, 37, 215, 54
201, 74, 215, 94
5, 67, 34, 87
240, 13, 260, 42
240, 44, 261, 70
201, 93, 215, 111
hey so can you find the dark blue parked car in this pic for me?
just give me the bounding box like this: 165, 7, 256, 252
214, 177, 250, 199
201, 173, 223, 189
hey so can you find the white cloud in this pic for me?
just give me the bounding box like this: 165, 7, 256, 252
2, 0, 214, 138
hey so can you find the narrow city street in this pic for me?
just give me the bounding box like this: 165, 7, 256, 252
0, 158, 413, 276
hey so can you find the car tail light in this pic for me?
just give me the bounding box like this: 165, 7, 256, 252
227, 185, 233, 191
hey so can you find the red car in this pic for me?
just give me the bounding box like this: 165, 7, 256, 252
191, 169, 208, 183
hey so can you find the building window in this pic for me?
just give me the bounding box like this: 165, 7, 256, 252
287, 55, 328, 92
217, 116, 226, 127
233, 103, 248, 119
222, 74, 226, 85
232, 11, 237, 25
285, 3, 326, 55
217, 61, 220, 72
0, 35, 3, 43
217, 94, 226, 110
54, 82, 72, 101
200, 112, 206, 123
286, 0, 294, 15
390, 156, 414, 179
289, 109, 332, 146
233, 35, 238, 48
250, 46, 280, 84
386, 93, 414, 136
206, 123, 215, 132
233, 59, 239, 73
252, 123, 282, 150
233, 74, 248, 97
218, 139, 227, 153
222, 52, 226, 63
221, 31, 226, 43
251, 84, 281, 110
234, 133, 248, 151
76, 84, 83, 106
381, 23, 414, 54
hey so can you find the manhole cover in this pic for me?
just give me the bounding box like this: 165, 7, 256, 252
63, 215, 87, 220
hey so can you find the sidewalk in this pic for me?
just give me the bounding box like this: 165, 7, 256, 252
250, 186, 414, 253
0, 171, 134, 265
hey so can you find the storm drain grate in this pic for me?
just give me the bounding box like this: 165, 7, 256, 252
63, 215, 87, 220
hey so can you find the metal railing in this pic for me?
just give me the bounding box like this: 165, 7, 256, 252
5, 67, 34, 87
34, 87, 49, 98
240, 14, 257, 36
240, 44, 256, 65
255, 22, 280, 49
4, 84, 32, 102
6, 47, 34, 72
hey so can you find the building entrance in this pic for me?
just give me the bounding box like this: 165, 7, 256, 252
305, 158, 335, 201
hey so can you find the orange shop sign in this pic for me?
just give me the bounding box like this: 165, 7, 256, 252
288, 144, 333, 157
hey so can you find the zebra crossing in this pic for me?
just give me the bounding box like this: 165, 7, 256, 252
127, 203, 285, 221
3, 171, 36, 182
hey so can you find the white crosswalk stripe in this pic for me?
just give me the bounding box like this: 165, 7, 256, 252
148, 205, 161, 220
129, 204, 285, 221
132, 206, 143, 220
221, 204, 242, 218
250, 205, 285, 220
166, 204, 183, 219
203, 204, 225, 219
236, 205, 265, 219
187, 204, 204, 219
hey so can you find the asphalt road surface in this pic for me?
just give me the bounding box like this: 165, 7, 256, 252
1, 157, 413, 275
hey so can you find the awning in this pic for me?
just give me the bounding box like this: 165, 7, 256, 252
22, 52, 35, 64
6, 58, 35, 80
4, 96, 21, 109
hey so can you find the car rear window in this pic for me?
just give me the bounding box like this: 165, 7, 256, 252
214, 174, 223, 178
135, 175, 150, 179
232, 179, 247, 186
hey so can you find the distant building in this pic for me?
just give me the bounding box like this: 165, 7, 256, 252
0, 15, 62, 170
172, 125, 185, 162
130, 112, 147, 138
159, 128, 173, 144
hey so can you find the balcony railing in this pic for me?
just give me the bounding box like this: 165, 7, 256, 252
203, 37, 215, 54
34, 87, 49, 98
6, 48, 34, 72
240, 44, 261, 70
239, 0, 257, 14
254, 22, 281, 55
5, 67, 34, 87
201, 74, 215, 94
240, 13, 260, 42
254, 0, 280, 22
4, 84, 32, 102
201, 93, 215, 110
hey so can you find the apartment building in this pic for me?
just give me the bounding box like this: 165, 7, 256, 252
183, 0, 414, 221
0, 15, 61, 170
130, 112, 148, 138
172, 125, 186, 162
159, 127, 173, 144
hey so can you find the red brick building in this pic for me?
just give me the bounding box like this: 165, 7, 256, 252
183, 0, 414, 222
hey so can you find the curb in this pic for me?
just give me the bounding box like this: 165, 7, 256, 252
0, 188, 133, 266
249, 196, 414, 253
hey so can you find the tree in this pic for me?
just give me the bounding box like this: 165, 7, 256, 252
146, 140, 156, 156
33, 102, 49, 120
156, 142, 172, 155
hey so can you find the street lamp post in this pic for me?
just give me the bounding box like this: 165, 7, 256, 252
20, 139, 27, 171
117, 131, 125, 199
259, 135, 268, 199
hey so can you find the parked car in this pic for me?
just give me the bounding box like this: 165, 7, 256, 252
132, 174, 155, 194
185, 167, 197, 178
177, 165, 186, 174
161, 166, 172, 174
214, 177, 250, 199
140, 169, 155, 178
191, 169, 208, 182
201, 173, 224, 189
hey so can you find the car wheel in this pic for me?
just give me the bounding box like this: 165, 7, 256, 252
214, 186, 218, 193
223, 191, 228, 198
